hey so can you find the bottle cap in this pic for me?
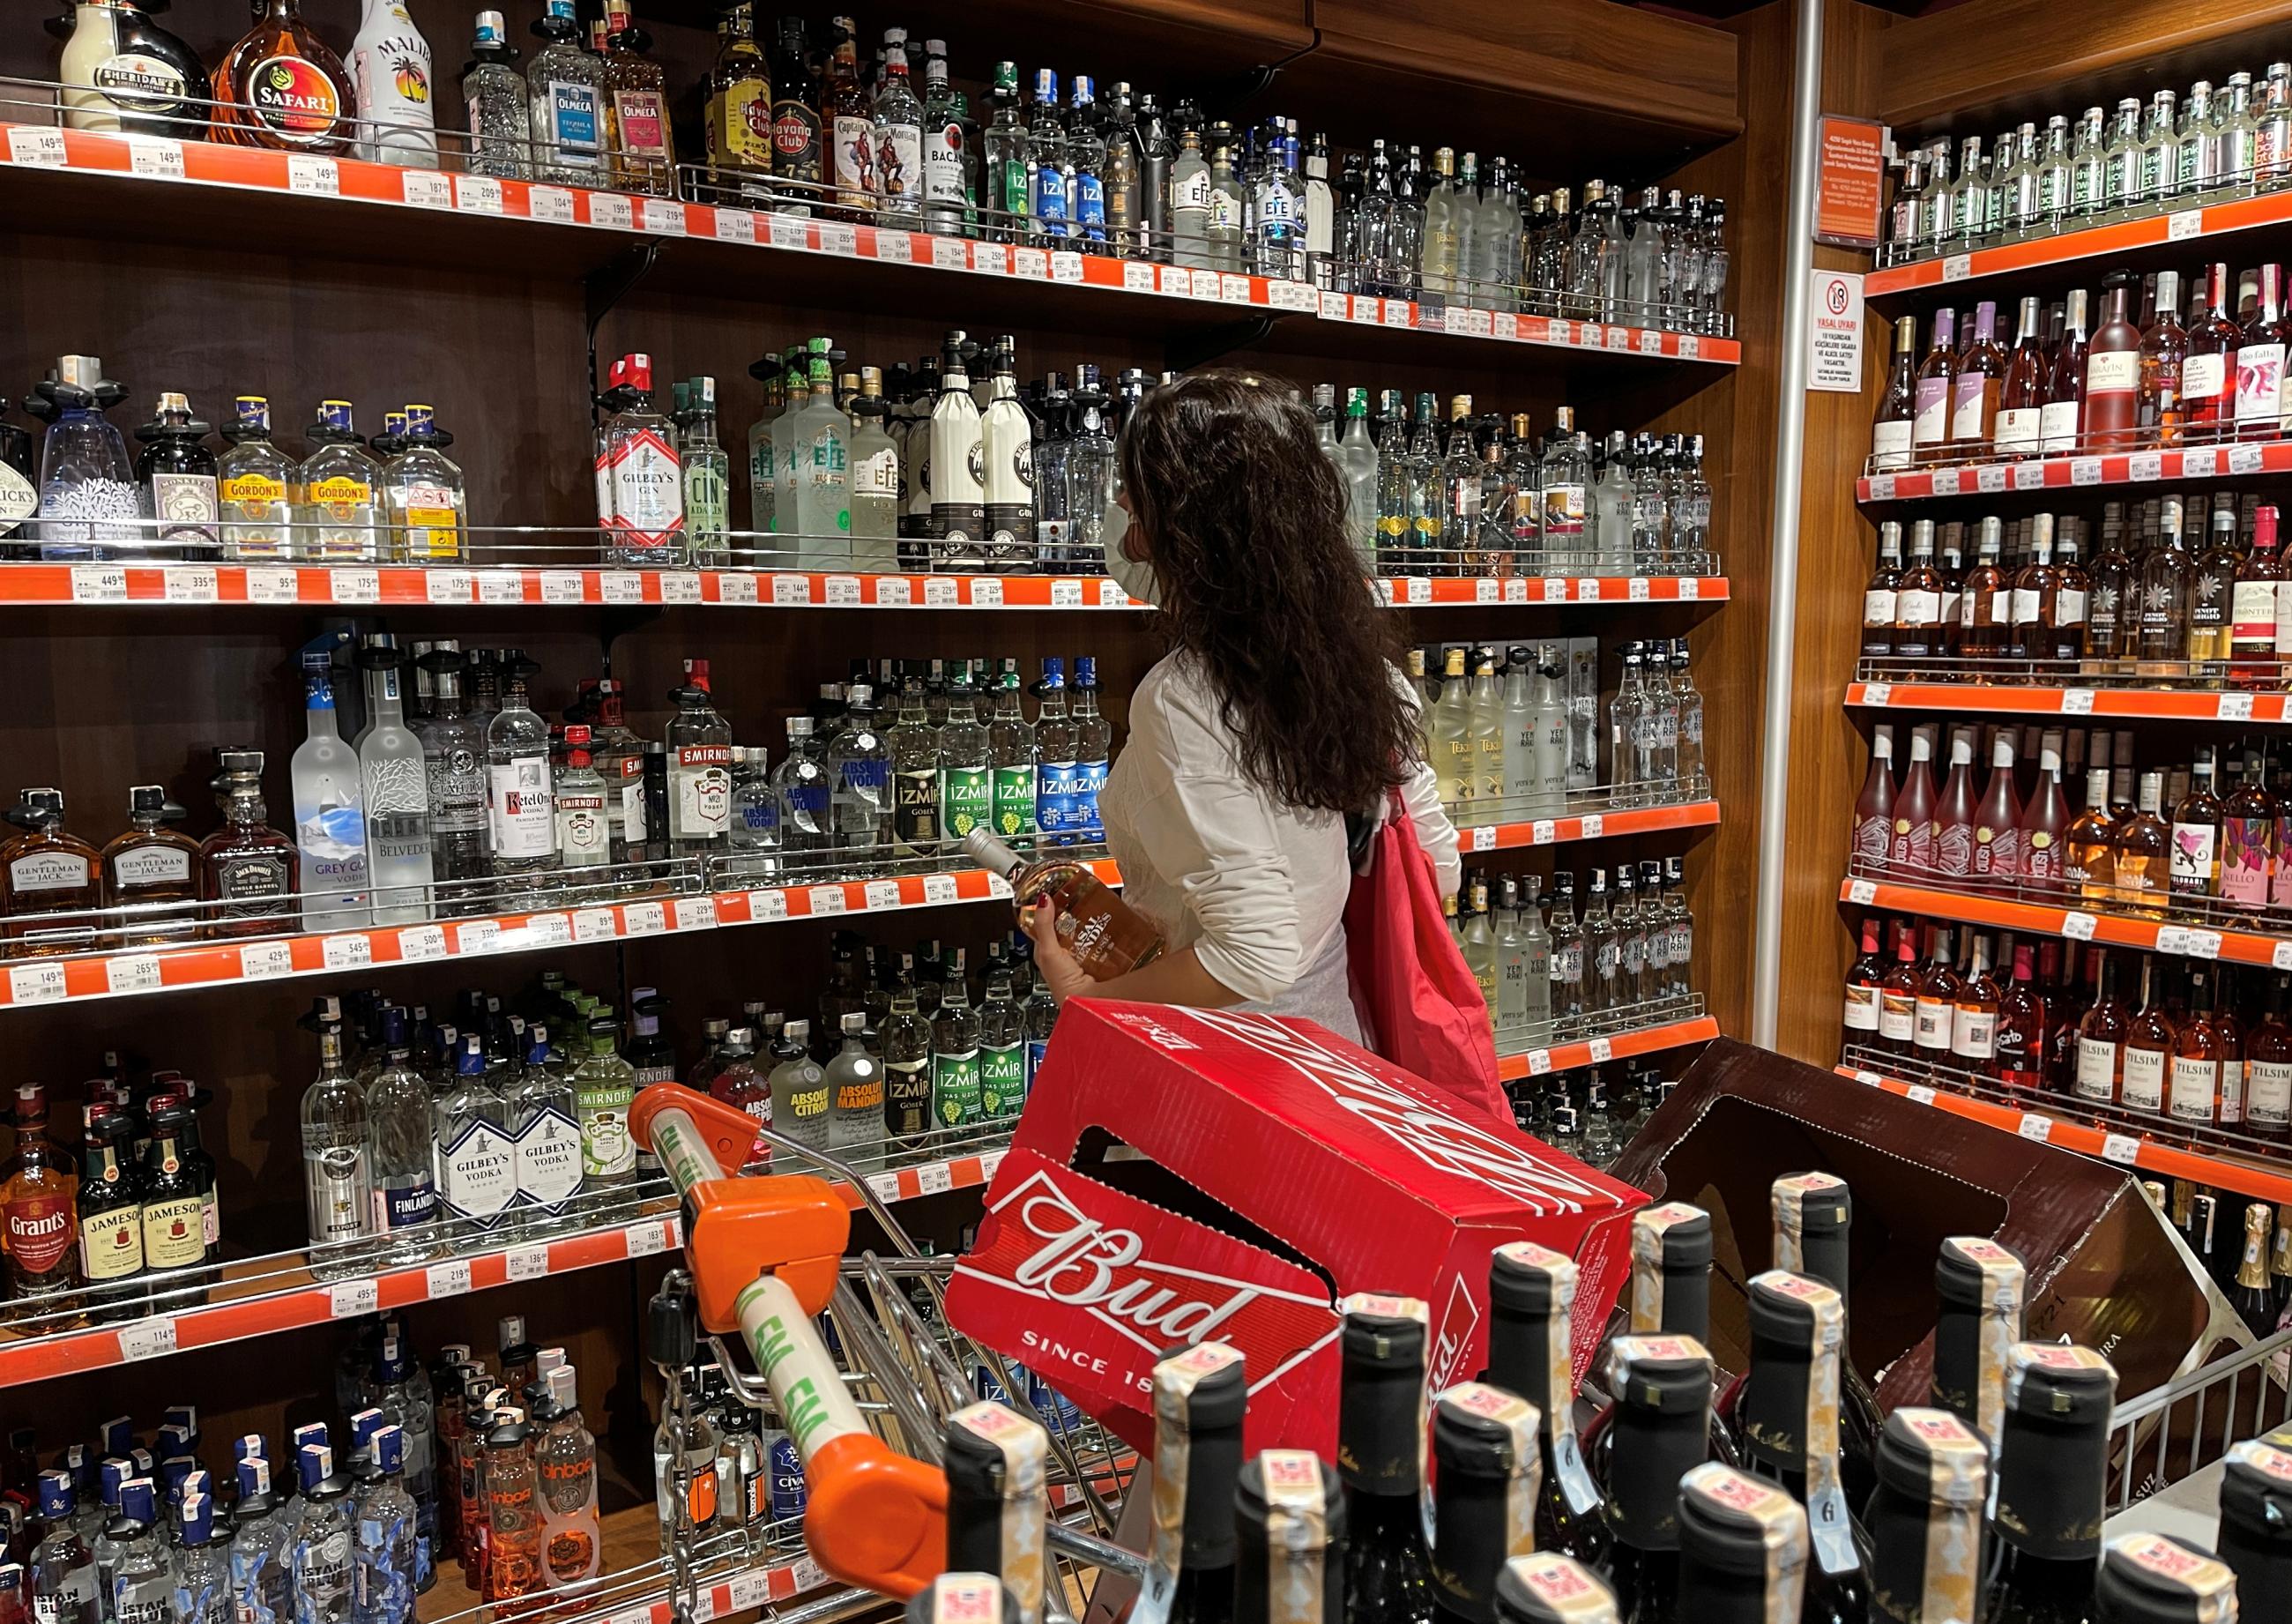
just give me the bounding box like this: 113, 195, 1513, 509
1492, 1554, 1619, 1624
2096, 1534, 2236, 1624
1676, 1462, 1809, 1582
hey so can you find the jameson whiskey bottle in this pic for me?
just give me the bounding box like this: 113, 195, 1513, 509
906, 1576, 1020, 1623
1767, 1173, 1880, 1509
1485, 1243, 1608, 1565
2214, 1439, 2292, 1607
1597, 1336, 1714, 1624
965, 828, 1164, 980
1152, 1343, 1246, 1624
1492, 1555, 1620, 1624
1931, 1236, 2027, 1448
2094, 1535, 2236, 1624
945, 1403, 1049, 1624
1430, 1383, 1542, 1623
1983, 1344, 2117, 1624
1337, 1294, 1434, 1624
1674, 1464, 1812, 1624
1235, 1450, 1345, 1624
1865, 1407, 1989, 1624
1728, 1272, 1868, 1624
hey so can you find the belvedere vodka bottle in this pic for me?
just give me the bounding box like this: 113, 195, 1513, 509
354, 644, 434, 926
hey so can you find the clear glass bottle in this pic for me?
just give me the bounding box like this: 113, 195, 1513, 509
301, 1002, 374, 1274
524, 0, 603, 183
597, 354, 683, 565
215, 395, 294, 561
2070, 106, 2109, 218
533, 1367, 600, 1590
413, 644, 488, 912
293, 401, 381, 563
681, 377, 730, 567
1067, 364, 1117, 570
364, 1012, 438, 1265
433, 1033, 515, 1249
485, 654, 560, 907
503, 1024, 581, 1235
459, 11, 527, 181
292, 659, 371, 931
354, 643, 434, 926
845, 367, 900, 567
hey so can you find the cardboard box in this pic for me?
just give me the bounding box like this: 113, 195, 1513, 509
1605, 1038, 2243, 1410
947, 1000, 1648, 1456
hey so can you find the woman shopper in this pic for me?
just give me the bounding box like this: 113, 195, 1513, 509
1022, 369, 1462, 1049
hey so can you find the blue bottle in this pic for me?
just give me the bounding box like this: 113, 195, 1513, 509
349, 1427, 418, 1624
1070, 656, 1110, 840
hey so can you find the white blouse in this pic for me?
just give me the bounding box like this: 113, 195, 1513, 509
1099, 650, 1462, 1036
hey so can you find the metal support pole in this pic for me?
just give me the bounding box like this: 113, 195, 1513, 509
1751, 0, 1827, 1047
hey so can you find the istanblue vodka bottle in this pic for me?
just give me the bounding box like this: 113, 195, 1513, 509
292, 660, 372, 930
288, 1448, 352, 1624
349, 1426, 417, 1623
172, 1488, 227, 1624
103, 1481, 171, 1624
226, 1459, 288, 1624
32, 1471, 100, 1624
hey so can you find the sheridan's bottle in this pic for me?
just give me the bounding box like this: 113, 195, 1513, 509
1867, 1407, 1989, 1624
1597, 1336, 1714, 1624
1430, 1383, 1541, 1624
2215, 1438, 2292, 1608
1674, 1464, 1812, 1624
945, 1403, 1049, 1624
1336, 1294, 1434, 1624
1982, 1344, 2117, 1624
1151, 1343, 1246, 1624
1235, 1451, 1345, 1624
2094, 1535, 2236, 1624
1931, 1236, 2027, 1450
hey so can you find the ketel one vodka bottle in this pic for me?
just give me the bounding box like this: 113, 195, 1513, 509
1336, 1293, 1434, 1624
1236, 1451, 1345, 1624
1930, 1236, 2026, 1449
1864, 1408, 1988, 1624
964, 828, 1163, 980
1150, 1342, 1246, 1621
1672, 1464, 1811, 1624
945, 1404, 1050, 1624
596, 355, 684, 564
1982, 1345, 2117, 1624
1484, 1243, 1607, 1566
1429, 1383, 1542, 1623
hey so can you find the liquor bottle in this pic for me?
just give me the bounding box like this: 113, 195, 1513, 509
198, 749, 296, 935
2021, 732, 2071, 890
2116, 952, 2173, 1114
1869, 316, 1920, 473
1234, 1447, 1347, 1624
1673, 1464, 1811, 1624
433, 1033, 515, 1246
1765, 1174, 1880, 1509
1953, 302, 2006, 453
2183, 264, 2242, 439
1850, 730, 1895, 871
92, 786, 195, 947
703, 3, 770, 188
1428, 1382, 1539, 1623
2217, 1439, 2292, 1605
1864, 1407, 1988, 1624
2244, 264, 2292, 439
597, 2, 669, 196
485, 655, 559, 907
1492, 1556, 1618, 1624
1909, 310, 1956, 462
2233, 508, 2284, 689
353, 644, 435, 927
459, 11, 527, 182
597, 354, 682, 563
215, 0, 353, 153
1994, 298, 2050, 460
571, 1016, 635, 1192
1140, 1343, 1246, 1623
2189, 509, 2240, 676
1932, 733, 1977, 879
2085, 272, 2143, 451
765, 18, 819, 213
347, 0, 435, 168
917, 44, 967, 240
300, 1001, 373, 1272
1981, 1345, 2116, 1624
926, 957, 984, 1129
662, 659, 733, 859
964, 829, 1163, 981
412, 646, 488, 909
1910, 925, 1961, 1062
2169, 747, 2223, 898
930, 332, 985, 552
2116, 771, 2172, 913
2043, 289, 2092, 453
75, 1106, 141, 1322
56, 0, 208, 138
293, 401, 382, 562
1889, 727, 1937, 872
1332, 1294, 1433, 1624
1996, 942, 2047, 1089
1596, 1336, 1711, 1624
288, 657, 371, 931
128, 391, 217, 557
525, 0, 604, 184
362, 1012, 436, 1265
2250, 973, 2292, 1138
1, 1084, 79, 1316
2139, 270, 2188, 444
479, 1410, 539, 1602
2230, 1203, 2278, 1336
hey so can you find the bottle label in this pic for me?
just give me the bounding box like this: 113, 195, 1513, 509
244, 53, 345, 144
885, 1057, 931, 1137
2010, 585, 2042, 626
546, 78, 602, 164
673, 745, 733, 838
3, 1188, 74, 1277
1993, 406, 2043, 454
854, 446, 899, 499
614, 88, 668, 159
1863, 587, 1897, 626
2236, 579, 2281, 644
2037, 399, 2082, 450
424, 741, 486, 836
1934, 819, 1973, 876
8, 851, 91, 892
1953, 1008, 1997, 1060
2222, 1060, 2245, 1125
2056, 587, 2087, 627
556, 791, 609, 864
1912, 377, 1949, 443
875, 122, 923, 206
621, 778, 649, 844
893, 766, 941, 849
375, 1175, 435, 1233
980, 1039, 1027, 1119
2121, 1046, 2167, 1112
940, 765, 991, 842
487, 758, 555, 858
2250, 1059, 2292, 1128
2169, 1056, 2219, 1122
931, 1047, 983, 1127
152, 471, 220, 540
712, 81, 771, 168
2185, 352, 2228, 401
2222, 816, 2273, 904
142, 1193, 205, 1269
513, 1106, 583, 1210
1852, 810, 1889, 866
577, 1081, 636, 1177
79, 1202, 143, 1281
2239, 343, 2288, 423
2073, 1039, 2120, 1103
1950, 376, 1992, 442
437, 1119, 517, 1225
603, 429, 683, 546
991, 764, 1037, 840
771, 98, 821, 178
1973, 821, 2020, 879
1913, 994, 1953, 1050
1541, 482, 1585, 538
828, 112, 878, 204
2086, 348, 2139, 395
924, 120, 965, 206
1897, 587, 1940, 626
2170, 820, 2219, 890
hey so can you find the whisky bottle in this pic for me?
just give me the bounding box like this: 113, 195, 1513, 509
200, 749, 297, 938
2094, 1535, 2236, 1624
1235, 1451, 1344, 1624
1767, 1173, 1880, 1509
1728, 1272, 1867, 1624
100, 786, 199, 945
1485, 1243, 1608, 1566
1151, 1342, 1246, 1624
2215, 1439, 2292, 1606
1675, 1464, 1811, 1624
76, 1106, 144, 1325
1430, 1383, 1541, 1623
1337, 1293, 1434, 1624
965, 828, 1163, 981
1597, 1336, 1713, 1624
945, 1402, 1049, 1624
1865, 1407, 1988, 1624
1982, 1344, 2116, 1624
1, 1084, 81, 1318
3, 790, 101, 956
1930, 1236, 2027, 1449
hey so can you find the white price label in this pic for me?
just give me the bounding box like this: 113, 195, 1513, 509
1051, 578, 1083, 607
1628, 577, 1650, 600
789, 1559, 829, 1594
1638, 328, 1663, 354
398, 924, 447, 961
2063, 688, 2096, 714
986, 873, 1013, 899
1476, 578, 1499, 602
238, 941, 294, 980
770, 574, 812, 606
807, 885, 849, 915
874, 576, 911, 606
717, 572, 758, 604
1679, 577, 1700, 600
1941, 253, 1972, 281
625, 1221, 668, 1257
1050, 250, 1084, 283
2070, 458, 2103, 486
427, 1260, 472, 1299
1931, 468, 1961, 496
2233, 443, 2267, 475
525, 913, 573, 948
1468, 824, 1495, 852
1218, 272, 1252, 304
2063, 911, 2098, 941
2100, 1133, 2141, 1166
1012, 245, 1049, 279
864, 880, 903, 910
972, 242, 1008, 275
2219, 693, 2256, 720
823, 575, 862, 606
1526, 1049, 1552, 1076
746, 889, 788, 920
527, 186, 575, 224
658, 571, 702, 603
970, 577, 1004, 607
2012, 461, 2047, 490
1848, 878, 1878, 905
1908, 1084, 1938, 1105
573, 907, 617, 942
505, 1245, 549, 1281
673, 897, 717, 932
71, 566, 127, 601
1579, 813, 1604, 839
286, 153, 339, 195
1867, 474, 1896, 501
1530, 820, 1557, 846
2184, 928, 2222, 959
1443, 307, 1470, 335
454, 175, 502, 215
1123, 261, 1157, 294
712, 208, 755, 244
400, 170, 452, 209
726, 1574, 772, 1613
589, 193, 633, 231
873, 230, 913, 263
1854, 1069, 1884, 1086
599, 570, 645, 604
2184, 447, 2220, 478
1861, 682, 1893, 706
164, 567, 218, 602
1679, 335, 1701, 359
2017, 1113, 2052, 1143
2278, 940, 2292, 972
1976, 464, 2008, 493
477, 570, 525, 603
329, 568, 379, 603
105, 956, 160, 995
924, 577, 959, 606
426, 569, 475, 604
922, 874, 958, 905
125, 136, 184, 179
866, 1172, 902, 1205
932, 235, 969, 271
1577, 577, 1604, 601
7, 963, 64, 1005
2169, 208, 2206, 240
767, 212, 809, 250
2128, 451, 2162, 481
119, 1315, 177, 1361
979, 1150, 1005, 1181
455, 920, 501, 957
1585, 1038, 1612, 1063
2154, 925, 2191, 955
1381, 297, 1414, 329
329, 1279, 379, 1318
622, 900, 666, 935
1505, 577, 1529, 603
919, 1162, 955, 1196
321, 934, 373, 970
1317, 287, 1351, 318
1099, 577, 1131, 607
641, 198, 686, 235
1406, 576, 1432, 604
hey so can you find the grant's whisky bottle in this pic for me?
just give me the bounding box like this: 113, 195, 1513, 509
945, 1402, 1050, 1624
1492, 1554, 1620, 1624
1431, 1383, 1542, 1623
1931, 1236, 2027, 1449
1866, 1407, 1989, 1624
1236, 1450, 1345, 1624
1485, 1243, 1609, 1566
1596, 1336, 1714, 1624
1337, 1293, 1435, 1624
1983, 1344, 2116, 1624
1675, 1464, 1812, 1624
1152, 1342, 1246, 1624
964, 827, 1163, 981
2214, 1438, 2292, 1607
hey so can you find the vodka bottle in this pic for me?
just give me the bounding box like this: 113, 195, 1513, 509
1611, 644, 1650, 808
33, 1471, 100, 1624
767, 1019, 828, 1153
768, 346, 806, 542
1593, 431, 1634, 575
1170, 123, 1211, 270
1068, 76, 1108, 249
1334, 387, 1380, 570
1499, 646, 1537, 807
774, 717, 832, 860
502, 1026, 580, 1235
485, 655, 558, 907
1642, 648, 1678, 801
433, 1034, 515, 1248
929, 332, 984, 557
302, 1001, 375, 1270
289, 1447, 353, 1624
104, 1481, 171, 1624
846, 369, 899, 565
1071, 658, 1111, 838
1669, 640, 1705, 792
349, 1427, 417, 1623
1026, 660, 1075, 847
665, 659, 733, 858
413, 645, 487, 908
1206, 134, 1246, 272
1025, 69, 1069, 241
884, 677, 941, 858
979, 339, 1033, 570
1468, 649, 1506, 806
930, 951, 985, 1128
1068, 366, 1117, 569
363, 1013, 437, 1266
293, 661, 372, 930
1538, 413, 1589, 575
827, 682, 892, 852
822, 1012, 884, 1160
570, 1017, 636, 1191
553, 727, 610, 874
353, 644, 433, 926
174, 1488, 227, 1624
724, 747, 778, 873
937, 664, 993, 846
979, 63, 1027, 241
1529, 645, 1569, 815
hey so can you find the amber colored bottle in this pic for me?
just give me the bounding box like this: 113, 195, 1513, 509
2139, 269, 2189, 446
1877, 927, 1924, 1057
2080, 272, 2143, 452
213, 0, 354, 155
2135, 497, 2192, 682
100, 785, 200, 947
2065, 767, 2119, 901
1950, 301, 2007, 455
1933, 730, 1979, 880
0, 1083, 81, 1319
1961, 516, 2010, 661
2168, 968, 2225, 1128
2019, 730, 2071, 890
2220, 751, 2279, 911
1950, 931, 2000, 1072
2085, 510, 2138, 669
2040, 288, 2092, 453
1913, 925, 1963, 1063
1852, 726, 1897, 871
1971, 733, 2022, 886
822, 15, 872, 219
1994, 295, 2050, 461
2189, 505, 2244, 675
2185, 264, 2243, 438
2114, 770, 2173, 914
1842, 918, 1885, 1049
2244, 972, 2292, 1140
2120, 953, 2175, 1115
2073, 950, 2130, 1105
1888, 727, 1939, 874
1993, 942, 2045, 1090
966, 829, 1164, 980
4, 791, 103, 957
1894, 521, 1945, 666
2050, 522, 2092, 662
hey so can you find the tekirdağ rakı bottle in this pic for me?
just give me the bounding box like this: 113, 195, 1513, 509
349, 0, 438, 168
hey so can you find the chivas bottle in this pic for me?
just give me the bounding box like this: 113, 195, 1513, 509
2214, 1439, 2292, 1608
1485, 1244, 1609, 1566
1493, 1554, 1619, 1624
2093, 1535, 2236, 1624
1152, 1343, 1246, 1624
1430, 1383, 1541, 1623
1236, 1451, 1345, 1624
1598, 1336, 1714, 1624
1866, 1408, 1988, 1624
1931, 1236, 2027, 1449
964, 828, 1163, 980
1337, 1294, 1434, 1624
1675, 1464, 1811, 1624
945, 1402, 1049, 1624
1982, 1344, 2116, 1624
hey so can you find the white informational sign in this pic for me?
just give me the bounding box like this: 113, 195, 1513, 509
1809, 269, 1865, 391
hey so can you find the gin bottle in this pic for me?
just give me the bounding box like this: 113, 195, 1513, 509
680, 377, 729, 567
132, 391, 217, 559
301, 1002, 374, 1273
486, 655, 560, 907
929, 952, 984, 1129
792, 344, 849, 553
363, 1011, 438, 1266
435, 1034, 515, 1248
570, 1016, 636, 1193
376, 405, 464, 562
294, 402, 382, 562
31, 357, 138, 562
460, 11, 527, 180
217, 396, 294, 561
846, 368, 900, 567
293, 661, 372, 931
597, 355, 683, 565
503, 1025, 581, 1235
414, 645, 489, 910
354, 644, 434, 926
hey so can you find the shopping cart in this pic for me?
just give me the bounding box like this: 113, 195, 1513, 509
630, 1084, 1160, 1624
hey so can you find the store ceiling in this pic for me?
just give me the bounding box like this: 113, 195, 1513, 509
1641, 0, 1959, 15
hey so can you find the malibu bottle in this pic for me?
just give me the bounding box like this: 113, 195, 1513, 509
1152, 1343, 1246, 1624
1235, 1451, 1344, 1624
1982, 1344, 2117, 1624
1597, 1335, 1714, 1624
1485, 1243, 1608, 1566
1431, 1383, 1542, 1623
1337, 1293, 1434, 1624
1675, 1464, 1811, 1624
945, 1402, 1049, 1624
1867, 1407, 1989, 1624
1931, 1236, 2027, 1449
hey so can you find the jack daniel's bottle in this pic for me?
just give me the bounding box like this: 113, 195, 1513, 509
1493, 1554, 1620, 1624
1931, 1236, 2027, 1450
1236, 1450, 1345, 1624
1598, 1336, 1715, 1624
1485, 1243, 1608, 1566
1729, 1271, 1868, 1624
1983, 1344, 2117, 1624
2215, 1439, 2292, 1612
1866, 1407, 1989, 1624
2094, 1535, 2236, 1624
945, 1402, 1049, 1624
1153, 1342, 1246, 1624
1675, 1464, 1812, 1624
1430, 1383, 1542, 1623
1336, 1293, 1435, 1624
1767, 1173, 1882, 1510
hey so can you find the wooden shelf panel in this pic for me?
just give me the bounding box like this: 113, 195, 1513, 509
1847, 681, 2292, 723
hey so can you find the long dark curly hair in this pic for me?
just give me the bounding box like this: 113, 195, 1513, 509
1117, 369, 1421, 813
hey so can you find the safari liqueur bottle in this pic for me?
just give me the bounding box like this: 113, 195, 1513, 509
1485, 1243, 1608, 1566
1337, 1294, 1434, 1624
1673, 1464, 1809, 1624
945, 1402, 1049, 1624
1983, 1344, 2117, 1624
1865, 1408, 1989, 1624
1235, 1451, 1345, 1624
1430, 1383, 1541, 1623
217, 0, 353, 153
1930, 1236, 2026, 1447
1152, 1343, 1246, 1624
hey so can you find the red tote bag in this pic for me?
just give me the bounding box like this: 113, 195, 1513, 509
1344, 787, 1509, 1128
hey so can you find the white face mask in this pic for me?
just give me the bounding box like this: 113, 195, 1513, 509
1102, 504, 1158, 607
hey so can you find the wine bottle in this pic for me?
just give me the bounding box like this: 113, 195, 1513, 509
2094, 1534, 2236, 1624
1493, 1554, 1620, 1624
1626, 1202, 1740, 1469
1982, 1344, 2117, 1624
1235, 1450, 1345, 1624
2215, 1439, 2292, 1608
1768, 1173, 1881, 1510
1730, 1271, 1869, 1624
1153, 1342, 1247, 1624
1675, 1463, 1812, 1624
906, 1575, 1020, 1623
1431, 1383, 1542, 1623
1485, 1243, 1609, 1567
945, 1401, 1050, 1624
2233, 1203, 2280, 1337
1596, 1335, 1714, 1624
1931, 1237, 2028, 1451
1866, 1407, 1989, 1624
1337, 1293, 1435, 1624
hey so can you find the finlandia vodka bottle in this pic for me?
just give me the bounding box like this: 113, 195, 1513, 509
822, 1012, 884, 1159
302, 1004, 375, 1272
434, 1034, 516, 1248
364, 1013, 438, 1265
293, 664, 372, 930
504, 1027, 581, 1234
485, 657, 559, 908
767, 1020, 829, 1153
289, 1448, 352, 1624
931, 951, 984, 1128
355, 644, 434, 926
